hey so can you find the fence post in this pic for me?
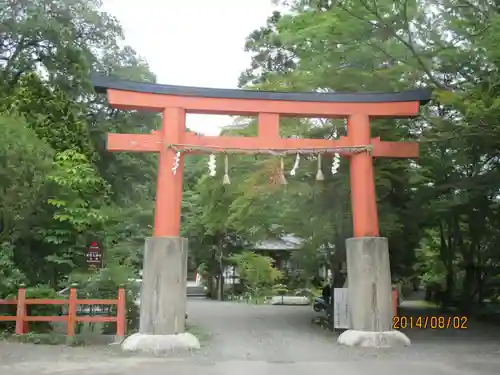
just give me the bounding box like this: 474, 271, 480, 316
115, 286, 126, 342
15, 285, 27, 335
66, 284, 78, 342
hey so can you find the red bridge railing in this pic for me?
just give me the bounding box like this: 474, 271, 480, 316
0, 286, 126, 339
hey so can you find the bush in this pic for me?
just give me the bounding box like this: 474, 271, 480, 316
294, 287, 317, 298
25, 285, 62, 333
272, 284, 288, 296
229, 251, 283, 298
285, 269, 309, 290
0, 285, 61, 334
70, 265, 140, 334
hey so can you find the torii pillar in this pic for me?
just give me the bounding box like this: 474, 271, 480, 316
92, 74, 431, 351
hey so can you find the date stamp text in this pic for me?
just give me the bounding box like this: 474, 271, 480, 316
392, 315, 468, 329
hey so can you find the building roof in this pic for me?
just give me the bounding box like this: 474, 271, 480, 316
252, 232, 337, 252
253, 234, 304, 251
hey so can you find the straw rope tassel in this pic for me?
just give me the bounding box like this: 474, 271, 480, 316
208, 154, 216, 177
172, 151, 181, 175
222, 154, 231, 185
331, 153, 341, 175
316, 154, 325, 181
280, 157, 287, 185
290, 153, 300, 176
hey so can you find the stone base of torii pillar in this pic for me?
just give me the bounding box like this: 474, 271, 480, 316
337, 237, 411, 348
121, 237, 200, 354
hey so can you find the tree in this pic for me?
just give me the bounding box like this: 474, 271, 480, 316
183, 156, 247, 300
0, 114, 53, 242
0, 0, 158, 298
237, 0, 500, 311
230, 251, 283, 298
34, 150, 110, 283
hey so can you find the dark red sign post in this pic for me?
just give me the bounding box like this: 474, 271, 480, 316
86, 242, 103, 269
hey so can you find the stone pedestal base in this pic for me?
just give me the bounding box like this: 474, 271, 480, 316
122, 333, 200, 354
338, 237, 409, 347
139, 237, 188, 335
337, 330, 410, 348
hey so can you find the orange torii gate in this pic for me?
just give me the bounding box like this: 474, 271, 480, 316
93, 75, 430, 350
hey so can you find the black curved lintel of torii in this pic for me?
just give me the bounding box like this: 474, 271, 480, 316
91, 74, 432, 105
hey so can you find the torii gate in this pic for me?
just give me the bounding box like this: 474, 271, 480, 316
93, 75, 430, 350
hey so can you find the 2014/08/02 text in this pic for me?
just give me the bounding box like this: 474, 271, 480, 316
392, 316, 468, 329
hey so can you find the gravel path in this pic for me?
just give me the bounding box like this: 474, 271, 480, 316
1, 299, 500, 375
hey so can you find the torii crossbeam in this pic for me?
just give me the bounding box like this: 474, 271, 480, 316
92, 74, 431, 349
93, 75, 429, 239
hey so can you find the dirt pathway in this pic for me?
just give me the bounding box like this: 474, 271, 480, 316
1, 299, 499, 375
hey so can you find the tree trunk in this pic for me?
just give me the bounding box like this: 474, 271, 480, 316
477, 265, 484, 307
217, 244, 224, 300
460, 265, 475, 313
460, 212, 481, 313
217, 273, 225, 301
444, 269, 454, 309
438, 219, 454, 309
206, 275, 215, 299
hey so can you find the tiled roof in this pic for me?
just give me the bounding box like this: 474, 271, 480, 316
253, 235, 303, 251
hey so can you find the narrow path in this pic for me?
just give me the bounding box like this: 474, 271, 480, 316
188, 299, 336, 362
187, 299, 500, 372
0, 299, 499, 375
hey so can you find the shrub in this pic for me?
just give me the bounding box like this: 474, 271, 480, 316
24, 285, 63, 333
70, 265, 140, 334
229, 251, 283, 298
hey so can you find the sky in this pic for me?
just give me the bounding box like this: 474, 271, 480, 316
100, 0, 279, 136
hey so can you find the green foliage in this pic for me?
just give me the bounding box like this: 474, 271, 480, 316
272, 283, 288, 296
415, 230, 447, 287
0, 243, 26, 332
0, 284, 61, 334
24, 285, 63, 333
185, 323, 210, 344
0, 114, 54, 241
0, 243, 26, 297
71, 265, 140, 333
6, 73, 94, 157
182, 159, 249, 299
234, 0, 500, 311
33, 150, 112, 278
0, 0, 156, 311
45, 150, 109, 233
230, 251, 283, 297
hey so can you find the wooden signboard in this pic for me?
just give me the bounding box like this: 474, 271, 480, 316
86, 242, 103, 269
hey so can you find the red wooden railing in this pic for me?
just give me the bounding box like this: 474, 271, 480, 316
0, 286, 126, 339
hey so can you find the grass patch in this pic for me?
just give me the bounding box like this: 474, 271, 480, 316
0, 332, 93, 346
186, 323, 210, 343
0, 323, 118, 347
404, 299, 439, 308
